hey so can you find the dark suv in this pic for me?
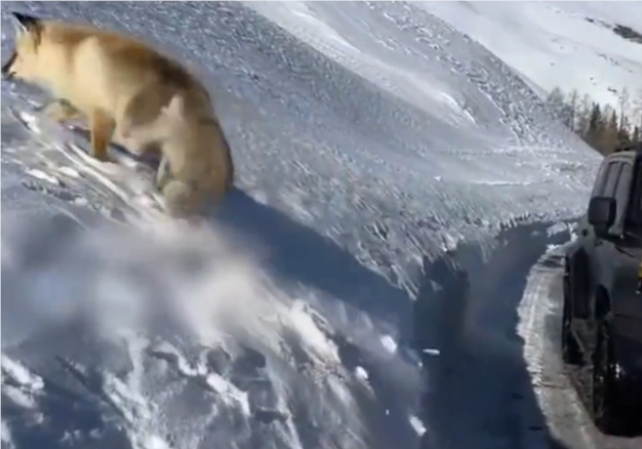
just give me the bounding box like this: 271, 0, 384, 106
562, 143, 642, 435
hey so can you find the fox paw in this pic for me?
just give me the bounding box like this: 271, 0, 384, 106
91, 151, 117, 164
42, 100, 82, 124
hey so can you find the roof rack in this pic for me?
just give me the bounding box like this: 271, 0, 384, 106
613, 142, 642, 153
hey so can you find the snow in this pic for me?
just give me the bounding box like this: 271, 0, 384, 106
0, 2, 606, 449
420, 1, 642, 106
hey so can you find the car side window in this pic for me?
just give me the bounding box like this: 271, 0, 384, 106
614, 163, 632, 223
601, 162, 622, 198
590, 160, 610, 198
626, 160, 642, 230
635, 161, 642, 217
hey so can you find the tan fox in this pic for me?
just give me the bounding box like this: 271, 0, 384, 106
2, 11, 235, 215
121, 92, 235, 217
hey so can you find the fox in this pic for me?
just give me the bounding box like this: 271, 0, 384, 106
2, 11, 235, 216
120, 92, 235, 217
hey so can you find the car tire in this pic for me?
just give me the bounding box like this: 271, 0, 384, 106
592, 317, 639, 435
562, 269, 582, 365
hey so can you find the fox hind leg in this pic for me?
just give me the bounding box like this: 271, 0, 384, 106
154, 158, 199, 218
90, 110, 116, 162
116, 88, 171, 157
116, 86, 169, 139
161, 179, 202, 218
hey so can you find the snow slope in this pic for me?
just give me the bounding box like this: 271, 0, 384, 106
421, 1, 642, 106
2, 2, 603, 449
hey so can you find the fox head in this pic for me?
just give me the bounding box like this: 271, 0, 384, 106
2, 12, 45, 83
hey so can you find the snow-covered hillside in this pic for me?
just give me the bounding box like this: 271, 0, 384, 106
2, 2, 606, 449
421, 1, 642, 107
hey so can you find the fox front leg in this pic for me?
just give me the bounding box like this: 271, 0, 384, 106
89, 110, 116, 163
155, 155, 172, 190
42, 99, 83, 124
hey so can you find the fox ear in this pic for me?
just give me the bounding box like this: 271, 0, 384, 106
12, 12, 43, 36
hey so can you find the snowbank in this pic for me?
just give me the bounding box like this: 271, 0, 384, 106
2, 2, 601, 448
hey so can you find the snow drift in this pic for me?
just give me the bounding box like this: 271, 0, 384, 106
2, 2, 602, 449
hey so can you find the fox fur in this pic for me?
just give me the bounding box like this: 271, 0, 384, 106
2, 12, 235, 216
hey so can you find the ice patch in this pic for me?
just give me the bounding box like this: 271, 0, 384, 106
25, 168, 61, 185
1, 355, 44, 392
355, 366, 369, 381
205, 373, 251, 416
380, 335, 397, 354
1, 420, 15, 449
422, 348, 440, 357
409, 415, 427, 437
58, 166, 81, 178
286, 301, 340, 364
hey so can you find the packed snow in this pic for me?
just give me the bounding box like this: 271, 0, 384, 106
421, 1, 642, 106
2, 2, 605, 449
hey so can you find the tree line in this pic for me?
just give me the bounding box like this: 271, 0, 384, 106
545, 86, 642, 155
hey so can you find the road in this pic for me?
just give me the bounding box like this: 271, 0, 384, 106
520, 248, 642, 449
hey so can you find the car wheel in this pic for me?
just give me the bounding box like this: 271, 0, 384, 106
592, 318, 638, 435
562, 270, 581, 365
